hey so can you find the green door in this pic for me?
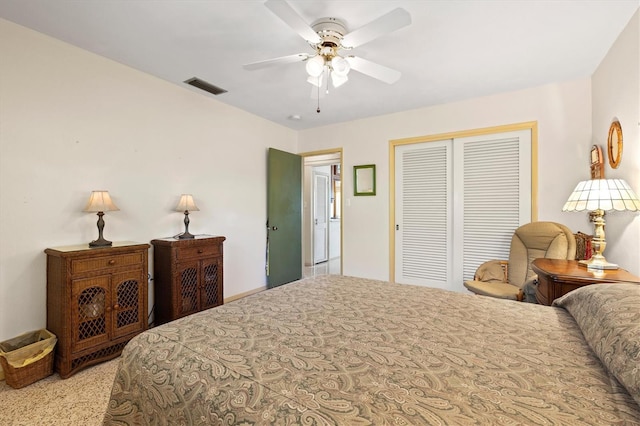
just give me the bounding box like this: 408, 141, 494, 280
267, 148, 302, 288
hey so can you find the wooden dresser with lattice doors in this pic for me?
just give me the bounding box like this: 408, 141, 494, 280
151, 235, 225, 326
45, 242, 149, 378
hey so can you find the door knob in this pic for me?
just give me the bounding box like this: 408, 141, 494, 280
271, 226, 278, 231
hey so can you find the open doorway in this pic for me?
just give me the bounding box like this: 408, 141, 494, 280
301, 149, 342, 277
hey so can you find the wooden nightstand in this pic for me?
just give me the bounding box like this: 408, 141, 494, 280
45, 241, 150, 378
151, 235, 225, 325
532, 258, 640, 306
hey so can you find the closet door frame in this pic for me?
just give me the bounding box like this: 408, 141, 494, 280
389, 121, 538, 286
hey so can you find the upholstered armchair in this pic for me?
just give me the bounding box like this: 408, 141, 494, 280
464, 222, 576, 302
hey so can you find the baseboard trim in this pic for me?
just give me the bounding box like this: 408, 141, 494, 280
224, 286, 266, 303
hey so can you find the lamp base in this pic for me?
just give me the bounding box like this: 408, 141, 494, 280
89, 211, 113, 247
579, 209, 618, 270
177, 211, 195, 239
89, 237, 113, 247
579, 256, 618, 270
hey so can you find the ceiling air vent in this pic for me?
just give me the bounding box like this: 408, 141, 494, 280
184, 77, 227, 95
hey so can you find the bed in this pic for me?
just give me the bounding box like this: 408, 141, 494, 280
103, 275, 640, 425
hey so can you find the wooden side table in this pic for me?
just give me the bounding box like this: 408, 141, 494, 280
151, 235, 225, 325
532, 258, 640, 306
45, 241, 150, 378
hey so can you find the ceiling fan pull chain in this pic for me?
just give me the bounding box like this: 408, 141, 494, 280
316, 83, 321, 113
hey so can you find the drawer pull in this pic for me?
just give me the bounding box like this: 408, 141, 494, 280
108, 260, 116, 265
197, 249, 204, 254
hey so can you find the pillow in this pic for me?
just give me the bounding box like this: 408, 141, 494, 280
553, 283, 640, 406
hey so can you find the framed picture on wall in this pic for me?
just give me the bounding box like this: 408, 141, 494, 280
590, 145, 604, 179
354, 164, 376, 196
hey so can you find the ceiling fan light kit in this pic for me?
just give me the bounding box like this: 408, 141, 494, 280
244, 0, 411, 107
331, 56, 350, 76
305, 54, 325, 77
307, 74, 322, 88
330, 72, 348, 88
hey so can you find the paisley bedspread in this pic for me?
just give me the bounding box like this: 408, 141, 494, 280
103, 275, 640, 425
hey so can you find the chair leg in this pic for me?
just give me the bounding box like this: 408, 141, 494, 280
516, 289, 524, 302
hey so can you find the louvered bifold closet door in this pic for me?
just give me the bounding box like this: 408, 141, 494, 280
395, 140, 452, 289
451, 130, 532, 287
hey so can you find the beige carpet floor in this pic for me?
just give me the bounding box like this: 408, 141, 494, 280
0, 357, 119, 425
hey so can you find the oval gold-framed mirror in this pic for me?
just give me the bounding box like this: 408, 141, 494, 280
607, 120, 623, 169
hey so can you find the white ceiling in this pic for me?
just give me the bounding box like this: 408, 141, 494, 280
1, 1, 638, 130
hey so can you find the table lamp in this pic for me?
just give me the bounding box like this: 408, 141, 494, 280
84, 190, 119, 247
562, 178, 640, 269
176, 194, 199, 239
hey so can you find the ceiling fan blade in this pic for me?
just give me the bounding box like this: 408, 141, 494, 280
341, 8, 411, 49
346, 56, 401, 84
243, 53, 309, 70
265, 0, 322, 44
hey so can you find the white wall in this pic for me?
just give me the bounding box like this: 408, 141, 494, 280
591, 9, 640, 275
298, 79, 594, 281
329, 219, 340, 259
0, 19, 297, 341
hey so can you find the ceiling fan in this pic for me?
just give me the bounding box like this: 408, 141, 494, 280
243, 0, 411, 90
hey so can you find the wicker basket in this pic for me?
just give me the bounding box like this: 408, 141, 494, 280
0, 329, 56, 389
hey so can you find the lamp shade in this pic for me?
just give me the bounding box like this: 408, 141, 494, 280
305, 55, 325, 77
562, 179, 640, 212
83, 191, 119, 213
307, 74, 323, 88
330, 72, 348, 88
331, 56, 350, 76
175, 194, 199, 212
